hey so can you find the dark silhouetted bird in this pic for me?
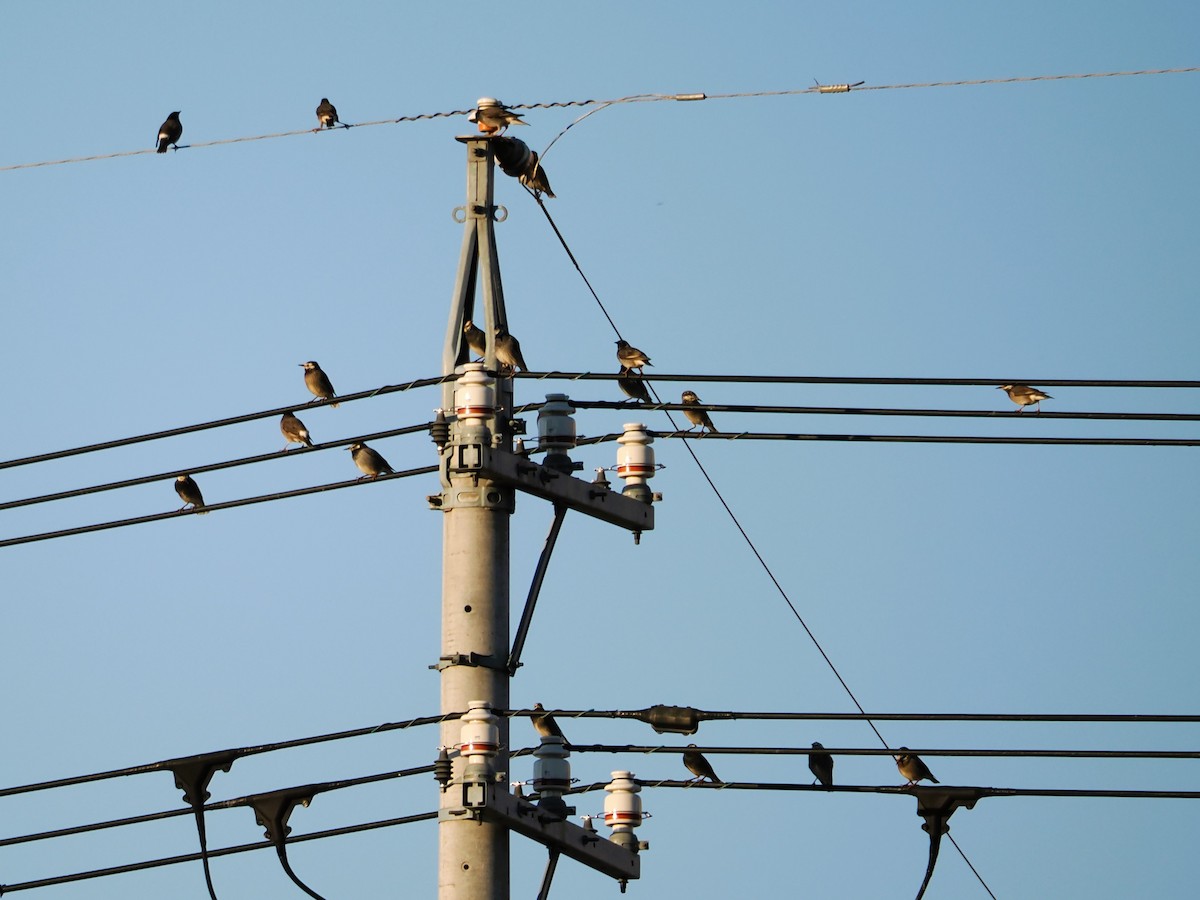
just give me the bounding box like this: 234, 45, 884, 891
998, 383, 1052, 412
896, 748, 939, 786
617, 367, 651, 404
495, 328, 528, 373
468, 97, 528, 134
463, 319, 487, 359
156, 111, 182, 153
616, 339, 651, 372
174, 474, 207, 513
532, 703, 567, 742
280, 411, 313, 450
348, 442, 393, 479
301, 361, 338, 407
808, 742, 834, 787
681, 390, 718, 433
316, 98, 339, 129
520, 151, 554, 197
683, 745, 721, 784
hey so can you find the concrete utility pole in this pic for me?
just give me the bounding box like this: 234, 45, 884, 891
432, 135, 653, 900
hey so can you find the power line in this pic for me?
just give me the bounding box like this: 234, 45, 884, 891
0, 465, 438, 549
516, 372, 1200, 389
647, 431, 1200, 447
0, 374, 451, 471
5, 67, 1196, 173
0, 423, 435, 512
567, 744, 1200, 760
0, 811, 438, 893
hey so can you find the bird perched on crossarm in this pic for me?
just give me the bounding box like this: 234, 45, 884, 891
808, 742, 834, 787
617, 367, 651, 404
315, 98, 340, 129
896, 748, 939, 785
683, 744, 722, 784
174, 474, 207, 513
998, 383, 1052, 412
468, 97, 528, 134
300, 361, 338, 407
532, 703, 567, 742
495, 328, 528, 374
156, 111, 182, 153
280, 411, 313, 450
348, 442, 394, 480
681, 390, 719, 433
463, 319, 487, 359
615, 339, 651, 372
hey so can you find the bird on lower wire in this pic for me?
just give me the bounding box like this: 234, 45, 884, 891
301, 361, 338, 407
174, 474, 207, 513
315, 98, 340, 129
617, 367, 651, 404
495, 328, 528, 374
463, 319, 487, 359
616, 339, 651, 372
280, 411, 313, 450
998, 383, 1052, 412
156, 111, 182, 153
808, 742, 834, 787
683, 744, 722, 784
895, 748, 939, 786
348, 442, 394, 479
532, 703, 567, 742
681, 390, 719, 433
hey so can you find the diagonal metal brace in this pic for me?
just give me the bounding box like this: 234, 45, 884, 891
508, 503, 568, 675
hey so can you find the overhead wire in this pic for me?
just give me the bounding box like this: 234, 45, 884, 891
4, 67, 1197, 173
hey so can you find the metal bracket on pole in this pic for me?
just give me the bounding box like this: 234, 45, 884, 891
508, 503, 568, 675
431, 652, 510, 673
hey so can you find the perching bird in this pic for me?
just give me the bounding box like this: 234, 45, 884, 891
280, 411, 313, 450
174, 474, 207, 513
683, 744, 722, 784
348, 441, 394, 479
532, 703, 567, 742
468, 97, 528, 134
519, 151, 555, 198
300, 361, 338, 407
315, 98, 339, 129
495, 328, 528, 374
615, 339, 651, 372
808, 742, 834, 787
681, 390, 719, 433
463, 319, 487, 359
156, 111, 182, 153
896, 748, 939, 786
998, 383, 1052, 412
617, 367, 651, 404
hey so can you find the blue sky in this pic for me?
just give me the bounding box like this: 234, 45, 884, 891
2, 2, 1198, 897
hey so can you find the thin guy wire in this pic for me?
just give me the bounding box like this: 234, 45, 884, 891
5, 67, 1197, 172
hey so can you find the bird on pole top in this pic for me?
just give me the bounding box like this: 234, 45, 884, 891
468, 97, 528, 134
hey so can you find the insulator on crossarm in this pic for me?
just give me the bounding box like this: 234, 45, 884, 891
538, 393, 580, 474
616, 423, 656, 503
604, 770, 645, 854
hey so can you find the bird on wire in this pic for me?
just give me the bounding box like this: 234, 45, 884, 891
348, 442, 394, 480
532, 703, 568, 742
495, 328, 528, 374
617, 367, 651, 404
681, 390, 719, 433
156, 111, 182, 153
615, 339, 651, 372
300, 361, 338, 407
315, 98, 341, 129
492, 137, 555, 198
468, 97, 528, 134
998, 383, 1052, 412
683, 745, 722, 784
280, 411, 313, 451
895, 748, 939, 786
808, 742, 834, 787
174, 474, 207, 513
463, 319, 487, 359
